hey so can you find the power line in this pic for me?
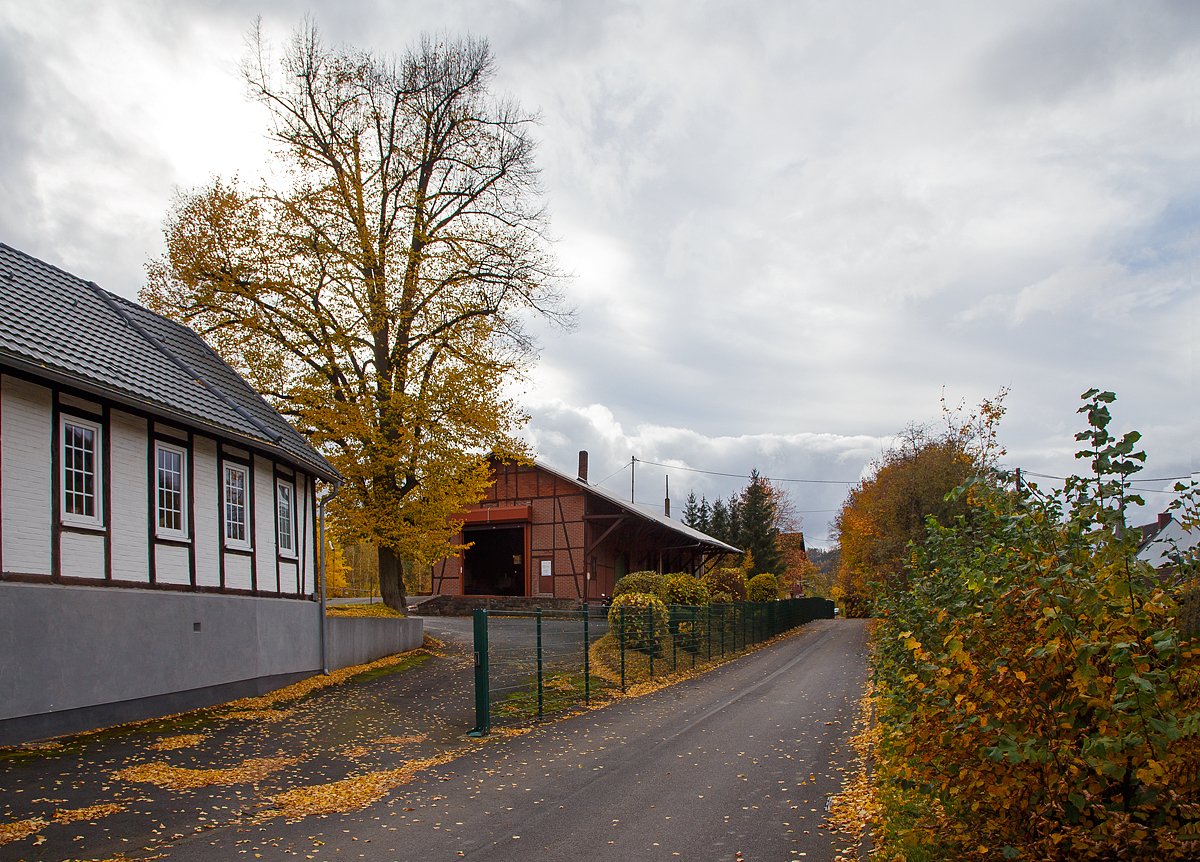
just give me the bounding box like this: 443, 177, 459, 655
1019, 469, 1192, 483
631, 457, 856, 485
596, 462, 631, 485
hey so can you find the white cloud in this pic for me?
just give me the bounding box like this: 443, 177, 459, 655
1, 0, 1196, 537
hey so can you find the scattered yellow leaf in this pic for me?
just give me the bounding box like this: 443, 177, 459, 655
113, 756, 299, 790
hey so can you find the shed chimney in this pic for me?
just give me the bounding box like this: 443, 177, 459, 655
577, 450, 589, 483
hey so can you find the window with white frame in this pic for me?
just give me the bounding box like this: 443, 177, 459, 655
276, 479, 296, 556
223, 463, 251, 550
61, 415, 102, 528
155, 441, 188, 539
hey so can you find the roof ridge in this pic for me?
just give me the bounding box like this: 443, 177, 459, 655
86, 281, 283, 444
127, 301, 308, 440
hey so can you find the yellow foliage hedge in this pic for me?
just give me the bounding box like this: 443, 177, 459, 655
872, 391, 1200, 861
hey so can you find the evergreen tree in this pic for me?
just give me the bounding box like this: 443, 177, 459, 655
698, 496, 711, 534
727, 496, 742, 547
738, 470, 784, 576
710, 498, 731, 544
682, 491, 701, 527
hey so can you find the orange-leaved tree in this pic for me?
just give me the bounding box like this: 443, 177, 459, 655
833, 390, 1007, 616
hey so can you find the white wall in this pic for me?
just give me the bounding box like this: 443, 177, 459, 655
193, 435, 220, 587
254, 454, 277, 591
1, 373, 319, 598
225, 552, 253, 590
1, 376, 52, 575
60, 531, 105, 579
155, 543, 190, 585
109, 409, 149, 582
298, 472, 313, 594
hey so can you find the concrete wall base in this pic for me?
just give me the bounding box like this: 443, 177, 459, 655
0, 582, 426, 747
0, 669, 316, 748
325, 616, 424, 671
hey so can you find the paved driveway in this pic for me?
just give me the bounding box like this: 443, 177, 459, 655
174, 619, 869, 862
0, 618, 867, 862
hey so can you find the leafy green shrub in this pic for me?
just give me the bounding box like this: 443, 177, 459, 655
709, 590, 734, 604
873, 390, 1200, 860
613, 571, 668, 602
668, 603, 708, 653
664, 573, 710, 605
746, 573, 779, 603
704, 567, 746, 601
608, 592, 669, 654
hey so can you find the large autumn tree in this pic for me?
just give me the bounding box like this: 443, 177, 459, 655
141, 22, 568, 610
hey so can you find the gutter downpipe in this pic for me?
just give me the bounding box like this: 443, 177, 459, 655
318, 484, 342, 676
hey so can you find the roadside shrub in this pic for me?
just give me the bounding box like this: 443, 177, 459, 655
608, 592, 669, 654
873, 390, 1200, 861
704, 567, 746, 601
709, 590, 734, 604
669, 603, 709, 654
613, 571, 668, 602
746, 573, 779, 603
664, 573, 710, 606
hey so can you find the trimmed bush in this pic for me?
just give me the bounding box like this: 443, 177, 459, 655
608, 592, 669, 654
664, 572, 710, 606
613, 570, 668, 602
747, 573, 779, 603
704, 567, 747, 601
709, 590, 734, 604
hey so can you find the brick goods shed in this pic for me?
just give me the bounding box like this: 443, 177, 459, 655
431, 453, 740, 600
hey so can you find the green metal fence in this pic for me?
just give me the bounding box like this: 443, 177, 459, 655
470, 597, 835, 735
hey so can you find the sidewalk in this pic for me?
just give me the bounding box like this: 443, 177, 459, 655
0, 634, 478, 861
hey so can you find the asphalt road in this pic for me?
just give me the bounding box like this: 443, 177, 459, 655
170, 618, 869, 862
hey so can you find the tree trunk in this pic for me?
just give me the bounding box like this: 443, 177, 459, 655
378, 545, 408, 612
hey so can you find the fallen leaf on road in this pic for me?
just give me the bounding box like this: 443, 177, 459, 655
0, 817, 47, 845
53, 803, 125, 824
150, 734, 208, 751
114, 756, 300, 790
267, 750, 466, 819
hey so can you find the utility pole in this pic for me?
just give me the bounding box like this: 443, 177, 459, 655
631, 455, 636, 503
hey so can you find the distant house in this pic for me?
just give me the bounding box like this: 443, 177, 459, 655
1137, 511, 1199, 573
0, 242, 345, 746
430, 452, 739, 601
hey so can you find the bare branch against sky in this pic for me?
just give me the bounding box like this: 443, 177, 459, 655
1, 0, 1196, 542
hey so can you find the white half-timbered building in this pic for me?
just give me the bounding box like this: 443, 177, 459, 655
0, 242, 346, 745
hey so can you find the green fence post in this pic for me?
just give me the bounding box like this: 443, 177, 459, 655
691, 606, 696, 669
536, 607, 544, 717
469, 608, 490, 736
583, 607, 591, 705
706, 603, 712, 662
720, 604, 725, 658
620, 605, 626, 693
648, 604, 654, 679
672, 606, 677, 672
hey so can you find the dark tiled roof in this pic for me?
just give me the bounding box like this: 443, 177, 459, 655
0, 242, 340, 482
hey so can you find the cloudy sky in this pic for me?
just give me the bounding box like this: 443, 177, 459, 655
2, 0, 1197, 544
